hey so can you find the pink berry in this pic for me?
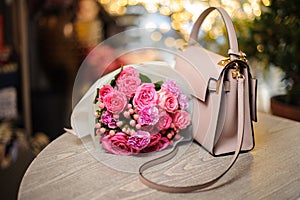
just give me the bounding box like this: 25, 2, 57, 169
130, 120, 136, 127
95, 123, 101, 129
113, 114, 119, 119
170, 123, 175, 128
100, 128, 106, 133
116, 121, 123, 127
133, 114, 139, 120
98, 103, 105, 109
123, 111, 130, 118
109, 130, 115, 136
136, 124, 141, 129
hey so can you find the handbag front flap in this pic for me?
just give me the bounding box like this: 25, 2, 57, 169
175, 46, 224, 102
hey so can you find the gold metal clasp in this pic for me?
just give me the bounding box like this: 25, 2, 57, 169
232, 63, 245, 79
237, 51, 248, 62
218, 51, 248, 67
215, 79, 221, 94
217, 58, 231, 67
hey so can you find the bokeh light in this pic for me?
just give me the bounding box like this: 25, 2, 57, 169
96, 0, 267, 49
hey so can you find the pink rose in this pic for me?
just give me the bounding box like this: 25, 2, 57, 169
116, 67, 141, 97
172, 110, 191, 129
141, 133, 170, 153
103, 89, 127, 114
101, 132, 139, 155
133, 83, 158, 110
137, 106, 159, 126
158, 89, 178, 113
99, 85, 113, 102
156, 110, 172, 130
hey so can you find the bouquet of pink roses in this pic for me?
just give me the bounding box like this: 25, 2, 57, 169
94, 66, 191, 156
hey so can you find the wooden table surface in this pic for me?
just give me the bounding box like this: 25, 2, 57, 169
18, 112, 300, 200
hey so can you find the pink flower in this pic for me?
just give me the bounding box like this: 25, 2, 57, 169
178, 93, 189, 110
141, 124, 155, 134
133, 83, 158, 110
158, 89, 178, 113
161, 80, 180, 97
117, 66, 139, 81
99, 85, 113, 102
127, 131, 151, 151
141, 133, 170, 153
103, 89, 127, 114
101, 132, 139, 156
117, 76, 141, 97
100, 110, 117, 129
116, 67, 141, 97
156, 110, 172, 130
172, 110, 191, 129
137, 106, 159, 126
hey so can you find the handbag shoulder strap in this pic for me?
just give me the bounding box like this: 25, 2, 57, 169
189, 7, 239, 59
139, 77, 246, 193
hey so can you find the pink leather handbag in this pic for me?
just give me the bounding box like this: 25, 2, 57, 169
139, 7, 257, 192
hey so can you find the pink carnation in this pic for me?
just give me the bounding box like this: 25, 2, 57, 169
100, 110, 117, 129
116, 67, 141, 97
172, 110, 191, 129
117, 66, 139, 81
161, 80, 180, 97
137, 106, 159, 126
127, 131, 151, 151
133, 83, 158, 110
158, 89, 178, 113
103, 89, 127, 114
178, 93, 189, 110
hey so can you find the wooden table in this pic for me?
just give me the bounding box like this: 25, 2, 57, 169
18, 112, 300, 200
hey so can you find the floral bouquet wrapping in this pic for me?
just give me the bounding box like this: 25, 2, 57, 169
93, 66, 192, 156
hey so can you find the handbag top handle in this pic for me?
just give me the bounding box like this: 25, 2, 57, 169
188, 7, 240, 60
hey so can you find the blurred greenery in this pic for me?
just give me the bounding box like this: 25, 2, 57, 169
239, 0, 300, 106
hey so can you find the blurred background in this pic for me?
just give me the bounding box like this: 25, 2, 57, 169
1, 0, 299, 199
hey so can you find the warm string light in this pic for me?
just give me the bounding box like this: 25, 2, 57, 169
98, 0, 268, 43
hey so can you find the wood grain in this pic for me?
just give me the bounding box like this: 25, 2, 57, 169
18, 112, 300, 200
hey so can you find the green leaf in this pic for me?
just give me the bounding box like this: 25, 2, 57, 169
110, 66, 124, 87
94, 88, 100, 104
110, 79, 116, 87
154, 81, 163, 91
139, 73, 152, 83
